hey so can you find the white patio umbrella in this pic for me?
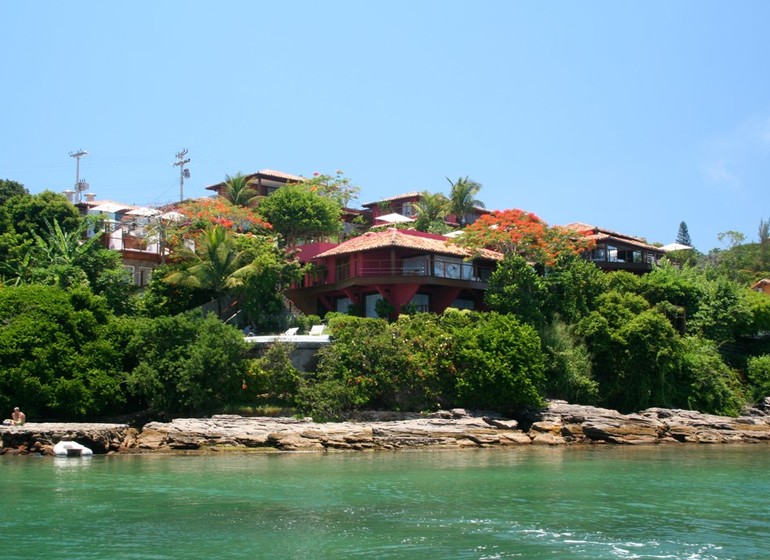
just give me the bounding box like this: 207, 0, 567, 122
159, 211, 185, 221
375, 212, 415, 224
91, 202, 133, 213
126, 207, 161, 217
660, 243, 693, 252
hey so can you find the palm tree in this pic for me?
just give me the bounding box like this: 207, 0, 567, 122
413, 191, 450, 232
447, 176, 485, 227
221, 173, 260, 207
164, 226, 259, 318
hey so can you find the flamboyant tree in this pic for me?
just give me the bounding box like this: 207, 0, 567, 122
457, 209, 595, 266
169, 198, 271, 250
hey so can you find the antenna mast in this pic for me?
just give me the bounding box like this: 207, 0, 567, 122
69, 149, 88, 202
173, 149, 191, 202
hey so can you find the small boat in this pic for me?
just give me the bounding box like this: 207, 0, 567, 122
53, 440, 93, 458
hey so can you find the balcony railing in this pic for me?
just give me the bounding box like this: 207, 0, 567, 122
332, 257, 489, 283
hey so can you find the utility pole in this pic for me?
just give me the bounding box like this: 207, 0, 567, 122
173, 149, 190, 202
69, 149, 88, 202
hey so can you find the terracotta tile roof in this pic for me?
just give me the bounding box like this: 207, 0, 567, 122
253, 169, 306, 182
362, 192, 422, 207
562, 222, 662, 252
205, 169, 305, 191
315, 229, 503, 261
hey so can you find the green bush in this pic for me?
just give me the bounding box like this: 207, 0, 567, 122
747, 354, 770, 403
127, 312, 248, 415
681, 336, 745, 416
312, 315, 406, 410
0, 285, 128, 419
295, 378, 358, 422
452, 312, 546, 413
247, 342, 302, 405
576, 291, 685, 413
540, 319, 598, 404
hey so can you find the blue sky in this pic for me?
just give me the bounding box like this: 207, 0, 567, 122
2, 1, 769, 251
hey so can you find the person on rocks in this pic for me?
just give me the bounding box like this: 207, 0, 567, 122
11, 407, 26, 426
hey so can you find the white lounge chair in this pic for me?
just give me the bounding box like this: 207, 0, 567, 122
283, 327, 299, 336
308, 325, 325, 336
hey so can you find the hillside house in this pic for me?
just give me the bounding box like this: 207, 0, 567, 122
285, 228, 503, 318
361, 191, 490, 227
205, 169, 306, 198
564, 222, 664, 272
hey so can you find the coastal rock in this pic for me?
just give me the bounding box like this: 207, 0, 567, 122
6, 400, 770, 455
527, 402, 770, 445
0, 423, 129, 455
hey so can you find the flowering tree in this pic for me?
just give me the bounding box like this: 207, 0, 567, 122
176, 197, 270, 233
161, 198, 272, 254
458, 209, 595, 266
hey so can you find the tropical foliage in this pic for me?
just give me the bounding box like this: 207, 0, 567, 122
447, 176, 484, 226
459, 208, 596, 265
413, 191, 450, 233
220, 173, 261, 207
2, 176, 770, 425
257, 183, 343, 246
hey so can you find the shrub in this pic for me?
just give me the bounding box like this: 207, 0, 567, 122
0, 285, 128, 419
681, 336, 745, 416
452, 312, 546, 413
127, 312, 248, 415
540, 319, 598, 404
247, 342, 302, 405
747, 354, 770, 404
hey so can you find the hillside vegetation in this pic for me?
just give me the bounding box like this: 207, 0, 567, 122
1, 180, 769, 421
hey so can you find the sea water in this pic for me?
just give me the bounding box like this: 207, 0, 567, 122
1, 445, 768, 559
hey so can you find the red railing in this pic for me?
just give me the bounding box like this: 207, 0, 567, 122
332, 257, 488, 283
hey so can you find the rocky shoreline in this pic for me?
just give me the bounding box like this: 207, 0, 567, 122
4, 399, 770, 455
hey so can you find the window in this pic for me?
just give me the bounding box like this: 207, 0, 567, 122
401, 202, 416, 217
409, 293, 430, 312
365, 293, 384, 318
435, 257, 463, 279
335, 255, 351, 280
336, 297, 352, 313
139, 267, 153, 287
450, 298, 475, 310
591, 246, 607, 261
402, 256, 427, 275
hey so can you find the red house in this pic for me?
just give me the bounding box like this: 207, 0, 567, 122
361, 191, 491, 227
285, 228, 503, 318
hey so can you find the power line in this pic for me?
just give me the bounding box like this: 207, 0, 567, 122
173, 149, 191, 202
69, 149, 88, 202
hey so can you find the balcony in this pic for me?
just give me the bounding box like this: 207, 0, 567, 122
332, 257, 489, 283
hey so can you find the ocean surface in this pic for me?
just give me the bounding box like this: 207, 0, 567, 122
2, 445, 768, 559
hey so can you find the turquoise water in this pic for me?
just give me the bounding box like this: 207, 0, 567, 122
1, 446, 768, 559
